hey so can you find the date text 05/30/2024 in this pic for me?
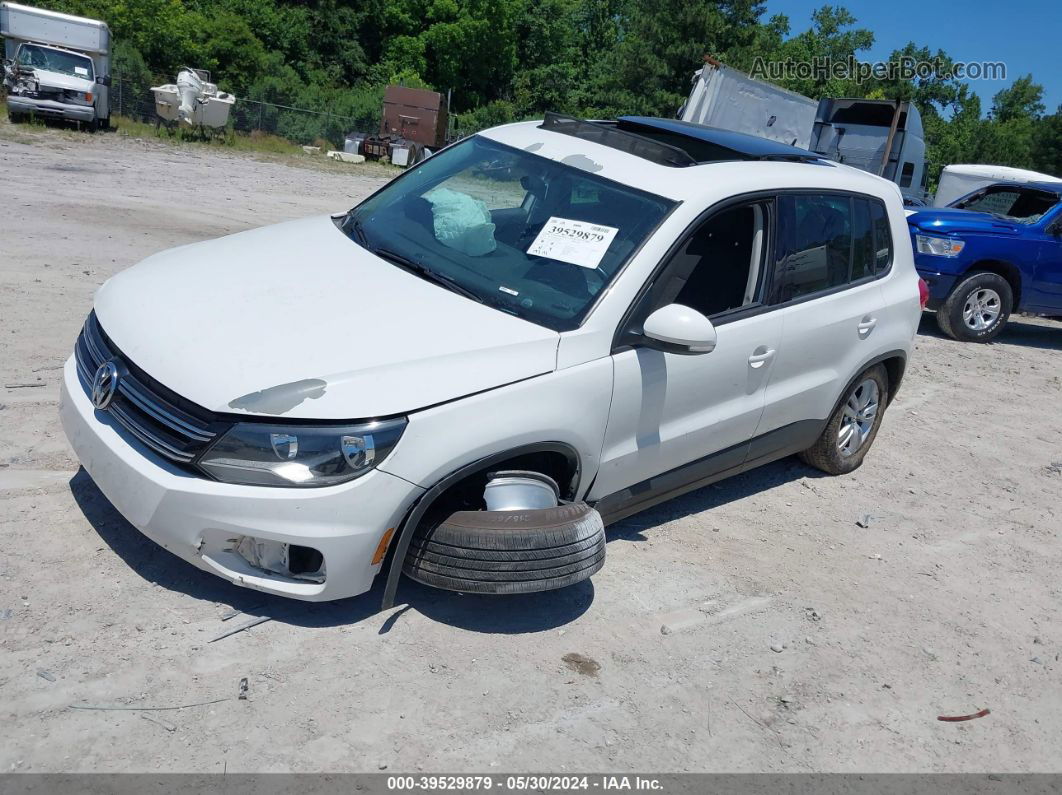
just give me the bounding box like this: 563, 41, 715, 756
386, 775, 664, 791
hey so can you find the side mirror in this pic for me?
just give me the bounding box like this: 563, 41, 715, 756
641, 304, 717, 354
96, 75, 112, 87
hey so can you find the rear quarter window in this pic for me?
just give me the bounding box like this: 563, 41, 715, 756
870, 199, 892, 273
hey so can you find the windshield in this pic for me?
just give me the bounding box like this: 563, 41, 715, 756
342, 135, 675, 331
16, 44, 94, 81
952, 186, 1059, 225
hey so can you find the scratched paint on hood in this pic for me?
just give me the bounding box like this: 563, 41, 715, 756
228, 378, 327, 414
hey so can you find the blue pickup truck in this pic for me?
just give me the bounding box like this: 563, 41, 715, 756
908, 181, 1062, 341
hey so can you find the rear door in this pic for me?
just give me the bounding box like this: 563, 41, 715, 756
753, 192, 890, 450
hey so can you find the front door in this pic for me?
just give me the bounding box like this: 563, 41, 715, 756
1029, 209, 1062, 312
591, 200, 783, 500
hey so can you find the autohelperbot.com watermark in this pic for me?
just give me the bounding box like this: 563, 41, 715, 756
750, 56, 1007, 83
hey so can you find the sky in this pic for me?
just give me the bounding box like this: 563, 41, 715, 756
763, 0, 1061, 114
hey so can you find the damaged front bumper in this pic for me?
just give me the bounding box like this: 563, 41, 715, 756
7, 95, 96, 123
59, 357, 424, 601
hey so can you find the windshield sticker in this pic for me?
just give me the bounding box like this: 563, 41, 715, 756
527, 217, 619, 269
499, 285, 519, 296
74, 66, 89, 76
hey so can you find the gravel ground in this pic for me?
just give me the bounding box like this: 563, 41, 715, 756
1, 118, 1061, 773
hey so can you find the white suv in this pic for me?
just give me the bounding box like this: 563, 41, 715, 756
60, 114, 924, 605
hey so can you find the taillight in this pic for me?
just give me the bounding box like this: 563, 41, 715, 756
918, 278, 930, 310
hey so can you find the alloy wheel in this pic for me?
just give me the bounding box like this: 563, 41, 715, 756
962, 288, 1001, 331
837, 378, 879, 457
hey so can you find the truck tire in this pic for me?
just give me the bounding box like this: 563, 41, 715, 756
799, 364, 889, 475
404, 502, 605, 594
936, 271, 1012, 342
8, 111, 25, 124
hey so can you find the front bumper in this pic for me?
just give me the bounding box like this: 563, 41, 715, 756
914, 258, 960, 310
7, 95, 96, 123
59, 357, 424, 601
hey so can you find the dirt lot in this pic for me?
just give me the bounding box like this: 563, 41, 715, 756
1, 118, 1061, 774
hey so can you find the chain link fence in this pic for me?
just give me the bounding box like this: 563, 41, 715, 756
112, 72, 381, 146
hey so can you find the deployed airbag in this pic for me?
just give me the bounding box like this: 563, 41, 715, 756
425, 188, 497, 256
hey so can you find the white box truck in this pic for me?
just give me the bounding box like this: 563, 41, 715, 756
680, 57, 818, 148
1, 1, 111, 129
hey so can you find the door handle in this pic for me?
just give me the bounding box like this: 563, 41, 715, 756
748, 347, 776, 368
857, 315, 877, 337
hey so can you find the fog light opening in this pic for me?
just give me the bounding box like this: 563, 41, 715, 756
288, 545, 325, 577
234, 536, 326, 583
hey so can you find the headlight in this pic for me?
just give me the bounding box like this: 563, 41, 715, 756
63, 90, 93, 105
198, 418, 406, 487
915, 234, 965, 258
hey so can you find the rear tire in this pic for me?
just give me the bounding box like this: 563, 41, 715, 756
936, 271, 1012, 342
404, 502, 605, 594
799, 364, 889, 475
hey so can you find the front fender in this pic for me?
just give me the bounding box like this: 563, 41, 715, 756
378, 357, 614, 498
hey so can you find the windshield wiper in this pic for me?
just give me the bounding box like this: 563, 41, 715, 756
343, 213, 370, 247
372, 247, 485, 304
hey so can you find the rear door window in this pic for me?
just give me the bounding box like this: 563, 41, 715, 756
769, 193, 892, 303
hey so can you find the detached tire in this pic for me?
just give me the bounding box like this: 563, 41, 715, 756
936, 271, 1012, 342
404, 502, 605, 594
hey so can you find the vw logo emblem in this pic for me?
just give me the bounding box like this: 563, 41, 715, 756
91, 361, 120, 410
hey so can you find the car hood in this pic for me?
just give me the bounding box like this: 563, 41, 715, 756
94, 215, 559, 420
907, 207, 1021, 236
28, 69, 94, 93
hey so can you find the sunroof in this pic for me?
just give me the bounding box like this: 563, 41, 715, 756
539, 113, 697, 167
538, 112, 823, 167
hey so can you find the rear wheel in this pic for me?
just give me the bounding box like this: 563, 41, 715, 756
936, 271, 1012, 342
799, 364, 889, 475
404, 502, 605, 594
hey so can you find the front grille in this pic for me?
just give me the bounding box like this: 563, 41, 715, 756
74, 313, 225, 464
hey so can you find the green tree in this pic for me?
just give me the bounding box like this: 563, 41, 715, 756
1032, 107, 1062, 177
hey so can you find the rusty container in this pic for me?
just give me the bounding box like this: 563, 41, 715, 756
380, 85, 448, 148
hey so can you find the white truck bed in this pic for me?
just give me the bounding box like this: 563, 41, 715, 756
1, 1, 109, 56
680, 59, 817, 149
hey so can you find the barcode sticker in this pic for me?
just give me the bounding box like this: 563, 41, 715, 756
527, 217, 619, 269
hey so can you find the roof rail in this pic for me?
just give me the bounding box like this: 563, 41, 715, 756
539, 112, 697, 168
